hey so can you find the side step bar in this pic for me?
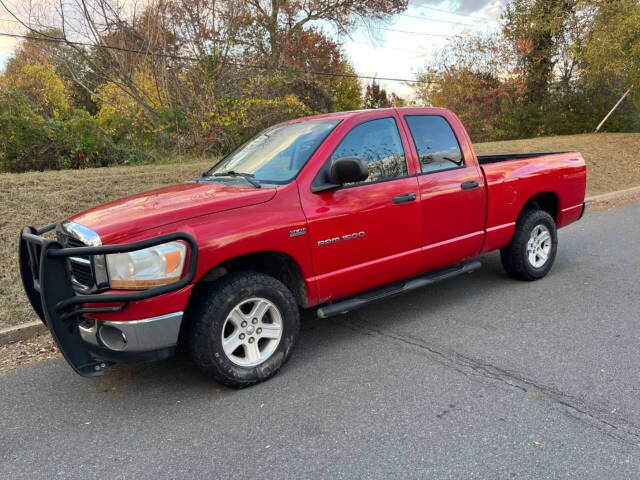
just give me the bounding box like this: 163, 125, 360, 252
316, 260, 482, 319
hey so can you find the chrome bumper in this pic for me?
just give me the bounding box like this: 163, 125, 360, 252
79, 312, 183, 353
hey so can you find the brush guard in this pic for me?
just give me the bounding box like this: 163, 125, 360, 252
19, 223, 198, 377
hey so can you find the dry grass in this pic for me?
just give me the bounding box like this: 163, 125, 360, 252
0, 333, 59, 375
0, 159, 211, 330
474, 132, 640, 196
1, 132, 639, 330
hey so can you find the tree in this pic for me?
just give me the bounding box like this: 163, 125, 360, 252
412, 2, 640, 140
411, 33, 517, 140
5, 31, 101, 114
579, 0, 640, 105
12, 0, 395, 141
390, 93, 405, 107
239, 0, 408, 68
278, 26, 360, 112
364, 80, 391, 108
3, 63, 70, 118
330, 64, 363, 111
503, 0, 578, 101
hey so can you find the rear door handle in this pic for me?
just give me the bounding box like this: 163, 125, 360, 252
461, 180, 479, 190
392, 193, 417, 204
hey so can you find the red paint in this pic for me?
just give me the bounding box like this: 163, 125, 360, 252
71, 182, 276, 244
71, 107, 585, 320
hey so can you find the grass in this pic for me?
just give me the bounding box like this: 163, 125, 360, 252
1, 132, 639, 330
0, 159, 212, 330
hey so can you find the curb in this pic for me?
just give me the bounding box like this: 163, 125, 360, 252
585, 185, 640, 207
2, 185, 640, 347
0, 320, 47, 346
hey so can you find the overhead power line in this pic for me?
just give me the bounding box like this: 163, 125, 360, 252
0, 31, 431, 84
373, 26, 476, 38
397, 13, 484, 28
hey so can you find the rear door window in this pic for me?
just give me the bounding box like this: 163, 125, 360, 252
404, 115, 464, 174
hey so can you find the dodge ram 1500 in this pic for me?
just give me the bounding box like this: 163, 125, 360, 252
19, 107, 586, 387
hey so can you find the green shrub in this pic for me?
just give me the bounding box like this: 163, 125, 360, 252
0, 93, 149, 172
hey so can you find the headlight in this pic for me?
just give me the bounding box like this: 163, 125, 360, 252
105, 241, 187, 290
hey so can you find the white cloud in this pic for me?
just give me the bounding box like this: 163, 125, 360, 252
484, 0, 504, 19
409, 0, 505, 15
0, 35, 18, 55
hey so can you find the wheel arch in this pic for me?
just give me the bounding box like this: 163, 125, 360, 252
192, 250, 308, 308
519, 191, 559, 222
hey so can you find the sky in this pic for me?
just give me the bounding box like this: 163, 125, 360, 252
343, 0, 504, 98
0, 0, 505, 99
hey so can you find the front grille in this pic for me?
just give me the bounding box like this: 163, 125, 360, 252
65, 236, 85, 248
57, 233, 95, 289
70, 259, 94, 287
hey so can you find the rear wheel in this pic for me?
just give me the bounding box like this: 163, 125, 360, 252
188, 271, 300, 388
500, 209, 558, 281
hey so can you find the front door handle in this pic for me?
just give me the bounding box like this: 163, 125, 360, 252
461, 180, 479, 190
393, 193, 417, 204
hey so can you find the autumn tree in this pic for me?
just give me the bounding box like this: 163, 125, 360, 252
5, 31, 100, 114
502, 0, 578, 101
413, 0, 640, 139
329, 64, 363, 111
412, 34, 517, 140
364, 80, 392, 108
579, 0, 640, 105
239, 0, 408, 69
12, 0, 379, 147
278, 26, 360, 112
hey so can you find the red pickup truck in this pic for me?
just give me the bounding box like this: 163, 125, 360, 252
19, 107, 586, 387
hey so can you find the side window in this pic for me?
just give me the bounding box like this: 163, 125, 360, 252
404, 115, 464, 174
330, 117, 408, 184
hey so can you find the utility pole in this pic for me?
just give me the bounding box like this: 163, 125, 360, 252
595, 87, 632, 132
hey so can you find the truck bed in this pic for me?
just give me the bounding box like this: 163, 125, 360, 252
477, 152, 571, 165
477, 149, 586, 254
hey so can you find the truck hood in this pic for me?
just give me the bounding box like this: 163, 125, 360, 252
69, 182, 277, 243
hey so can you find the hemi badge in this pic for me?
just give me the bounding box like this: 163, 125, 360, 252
289, 228, 306, 238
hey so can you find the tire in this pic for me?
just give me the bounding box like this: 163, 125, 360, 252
188, 271, 300, 388
500, 209, 558, 281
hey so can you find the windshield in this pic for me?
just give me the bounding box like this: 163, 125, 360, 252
206, 120, 339, 185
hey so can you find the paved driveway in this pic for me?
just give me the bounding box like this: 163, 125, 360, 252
2, 201, 640, 479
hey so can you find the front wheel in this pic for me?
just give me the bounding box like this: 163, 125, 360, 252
188, 271, 300, 388
500, 209, 558, 281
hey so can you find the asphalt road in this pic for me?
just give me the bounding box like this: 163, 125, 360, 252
2, 201, 640, 479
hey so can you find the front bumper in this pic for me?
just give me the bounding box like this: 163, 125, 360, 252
79, 312, 183, 363
19, 223, 198, 377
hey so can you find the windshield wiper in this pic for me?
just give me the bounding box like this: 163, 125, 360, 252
205, 170, 261, 188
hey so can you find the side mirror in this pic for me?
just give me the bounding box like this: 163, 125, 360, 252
329, 156, 369, 185
311, 156, 369, 193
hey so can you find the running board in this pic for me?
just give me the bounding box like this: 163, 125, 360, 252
316, 261, 482, 319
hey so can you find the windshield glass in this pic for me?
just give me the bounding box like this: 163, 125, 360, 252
206, 120, 339, 184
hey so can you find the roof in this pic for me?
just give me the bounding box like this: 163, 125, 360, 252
279, 107, 450, 126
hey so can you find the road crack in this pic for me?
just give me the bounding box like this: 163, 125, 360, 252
338, 313, 640, 447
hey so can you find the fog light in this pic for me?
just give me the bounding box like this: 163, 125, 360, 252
99, 325, 128, 351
